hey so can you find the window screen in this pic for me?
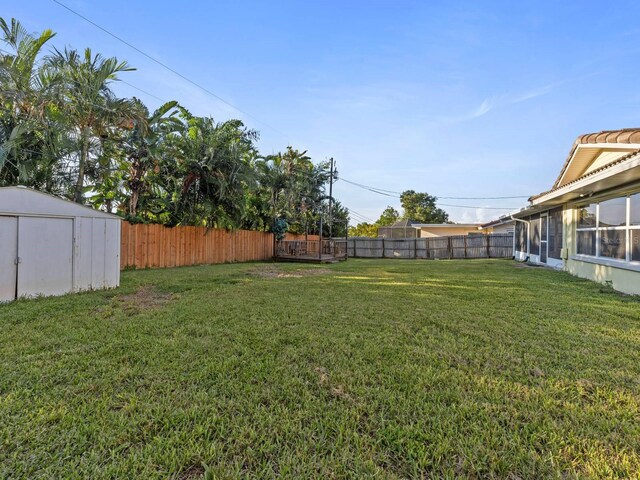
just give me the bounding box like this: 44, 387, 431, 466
548, 207, 563, 259
529, 214, 540, 255
515, 221, 527, 252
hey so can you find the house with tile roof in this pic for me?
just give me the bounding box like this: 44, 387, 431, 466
512, 128, 640, 294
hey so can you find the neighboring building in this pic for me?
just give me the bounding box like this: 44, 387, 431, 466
513, 128, 640, 295
414, 223, 483, 238
0, 186, 121, 302
378, 219, 419, 238
481, 216, 515, 234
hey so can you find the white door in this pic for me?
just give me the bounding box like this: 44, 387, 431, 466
17, 217, 73, 298
0, 216, 18, 302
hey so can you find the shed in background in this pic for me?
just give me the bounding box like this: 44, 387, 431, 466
0, 186, 121, 302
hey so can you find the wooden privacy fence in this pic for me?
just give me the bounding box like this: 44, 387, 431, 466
120, 223, 320, 269
348, 233, 514, 259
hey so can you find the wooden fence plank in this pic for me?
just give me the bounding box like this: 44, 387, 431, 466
119, 223, 315, 270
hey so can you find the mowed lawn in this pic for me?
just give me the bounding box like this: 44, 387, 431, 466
1, 260, 640, 479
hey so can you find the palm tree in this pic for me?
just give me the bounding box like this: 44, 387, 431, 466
46, 47, 139, 203
156, 108, 259, 227
256, 147, 331, 234
0, 18, 54, 114
0, 17, 59, 189
120, 98, 180, 218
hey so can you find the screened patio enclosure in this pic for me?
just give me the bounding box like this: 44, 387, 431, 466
514, 207, 564, 268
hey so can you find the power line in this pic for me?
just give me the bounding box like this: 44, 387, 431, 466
345, 207, 373, 223
339, 178, 519, 210
349, 212, 371, 223
338, 176, 529, 200
52, 0, 290, 140
439, 195, 527, 200
436, 203, 517, 210
340, 178, 402, 195
339, 178, 399, 198
119, 79, 165, 102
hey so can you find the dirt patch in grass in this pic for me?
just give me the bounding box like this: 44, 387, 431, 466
113, 285, 174, 314
315, 366, 355, 402
177, 463, 205, 480
249, 265, 332, 279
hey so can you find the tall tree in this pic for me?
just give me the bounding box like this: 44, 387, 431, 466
348, 222, 378, 237
120, 98, 180, 218
0, 16, 349, 232
255, 147, 330, 234
377, 206, 400, 226
156, 109, 258, 227
0, 18, 60, 190
46, 47, 139, 203
400, 190, 449, 223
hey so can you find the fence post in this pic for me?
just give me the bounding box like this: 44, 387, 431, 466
382, 238, 385, 258
448, 236, 452, 259
486, 235, 491, 258
415, 238, 418, 259
464, 236, 467, 259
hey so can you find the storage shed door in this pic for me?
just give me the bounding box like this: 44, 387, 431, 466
17, 217, 73, 298
0, 216, 18, 302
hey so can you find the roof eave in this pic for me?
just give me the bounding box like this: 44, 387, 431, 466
532, 154, 640, 207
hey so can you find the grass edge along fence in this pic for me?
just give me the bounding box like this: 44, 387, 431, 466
348, 233, 514, 259
120, 222, 318, 270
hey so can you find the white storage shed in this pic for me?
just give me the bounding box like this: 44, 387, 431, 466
0, 186, 121, 302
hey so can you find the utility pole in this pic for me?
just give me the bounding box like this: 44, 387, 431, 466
328, 157, 334, 238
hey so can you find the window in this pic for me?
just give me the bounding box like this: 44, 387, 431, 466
548, 207, 563, 259
577, 230, 596, 255
575, 193, 640, 264
599, 197, 626, 227
578, 204, 597, 228
576, 203, 597, 256
631, 194, 640, 226
633, 230, 640, 261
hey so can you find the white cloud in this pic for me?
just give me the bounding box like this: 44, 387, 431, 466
458, 208, 502, 224
439, 82, 559, 125
472, 97, 497, 118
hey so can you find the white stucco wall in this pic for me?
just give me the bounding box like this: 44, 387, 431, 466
566, 258, 640, 295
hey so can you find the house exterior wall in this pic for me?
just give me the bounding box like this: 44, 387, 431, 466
514, 193, 640, 295
564, 195, 640, 295
490, 223, 514, 234
419, 226, 483, 238
565, 258, 640, 295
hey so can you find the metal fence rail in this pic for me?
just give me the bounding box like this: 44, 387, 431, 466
347, 233, 513, 259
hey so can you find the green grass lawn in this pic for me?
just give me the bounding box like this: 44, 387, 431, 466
1, 259, 640, 479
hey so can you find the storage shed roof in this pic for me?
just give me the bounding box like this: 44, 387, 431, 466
0, 186, 120, 219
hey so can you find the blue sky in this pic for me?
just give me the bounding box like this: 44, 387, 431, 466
9, 1, 640, 223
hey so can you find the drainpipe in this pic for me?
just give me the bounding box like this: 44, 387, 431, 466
510, 216, 530, 262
